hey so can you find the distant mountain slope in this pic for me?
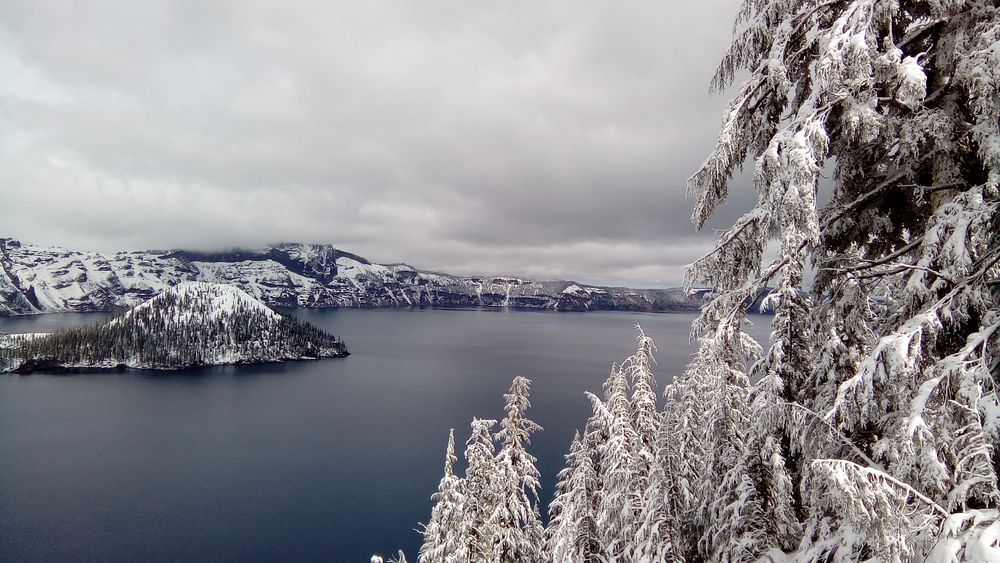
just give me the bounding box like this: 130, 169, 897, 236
0, 238, 707, 315
1, 282, 348, 372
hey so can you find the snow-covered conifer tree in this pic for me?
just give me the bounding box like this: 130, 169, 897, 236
685, 0, 1000, 559
739, 265, 813, 555
627, 327, 676, 562
689, 331, 766, 562
635, 399, 682, 562
642, 336, 714, 562
460, 418, 501, 562
593, 358, 642, 561
491, 376, 544, 563
545, 431, 601, 563
419, 429, 468, 563
414, 379, 548, 563
627, 327, 659, 495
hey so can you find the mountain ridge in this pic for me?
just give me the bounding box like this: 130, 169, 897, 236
0, 238, 708, 315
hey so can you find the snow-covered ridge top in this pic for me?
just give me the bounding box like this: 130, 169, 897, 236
118, 281, 281, 325
0, 237, 705, 315
561, 284, 605, 295
335, 256, 393, 280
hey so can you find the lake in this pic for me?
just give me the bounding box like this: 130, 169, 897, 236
0, 307, 771, 562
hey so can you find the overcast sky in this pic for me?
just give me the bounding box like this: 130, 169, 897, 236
0, 0, 756, 287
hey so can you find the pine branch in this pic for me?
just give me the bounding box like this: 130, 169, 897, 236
820, 240, 921, 274
820, 170, 911, 231
782, 401, 883, 470
811, 459, 949, 518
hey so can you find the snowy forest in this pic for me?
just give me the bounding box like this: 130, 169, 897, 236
1, 283, 347, 371
396, 0, 1000, 561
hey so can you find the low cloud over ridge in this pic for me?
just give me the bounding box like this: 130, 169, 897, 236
0, 0, 756, 287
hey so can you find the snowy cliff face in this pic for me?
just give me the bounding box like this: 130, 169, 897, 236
2, 281, 348, 372
0, 238, 705, 315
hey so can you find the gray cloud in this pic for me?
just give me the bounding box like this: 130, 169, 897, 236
0, 0, 756, 287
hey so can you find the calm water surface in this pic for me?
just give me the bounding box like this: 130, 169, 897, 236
0, 308, 771, 562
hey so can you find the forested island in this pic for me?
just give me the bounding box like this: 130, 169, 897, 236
0, 282, 348, 373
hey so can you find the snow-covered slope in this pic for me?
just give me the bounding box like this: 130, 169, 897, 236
1, 281, 348, 372
0, 238, 706, 315
113, 281, 282, 325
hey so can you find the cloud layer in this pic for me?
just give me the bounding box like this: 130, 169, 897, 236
0, 0, 755, 287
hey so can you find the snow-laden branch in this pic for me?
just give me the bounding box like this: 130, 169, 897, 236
812, 458, 949, 518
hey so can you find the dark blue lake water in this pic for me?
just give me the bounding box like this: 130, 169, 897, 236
0, 308, 771, 562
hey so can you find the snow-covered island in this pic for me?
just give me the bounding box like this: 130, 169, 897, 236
0, 282, 348, 374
